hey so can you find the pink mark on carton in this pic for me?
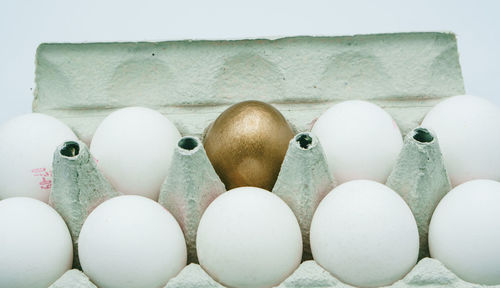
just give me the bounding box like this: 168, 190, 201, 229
31, 168, 53, 190
392, 120, 399, 130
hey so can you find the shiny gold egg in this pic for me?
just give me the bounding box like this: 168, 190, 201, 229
203, 100, 294, 191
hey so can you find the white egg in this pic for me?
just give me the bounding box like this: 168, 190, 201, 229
196, 187, 302, 288
422, 95, 500, 187
90, 107, 181, 200
311, 100, 403, 184
429, 179, 500, 285
0, 197, 73, 288
78, 195, 187, 288
310, 180, 419, 287
0, 113, 78, 202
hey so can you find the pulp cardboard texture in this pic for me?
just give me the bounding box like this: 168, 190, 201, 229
34, 32, 464, 145
276, 258, 494, 288
386, 127, 451, 259
164, 264, 224, 288
50, 140, 120, 268
48, 258, 496, 288
273, 132, 335, 260
158, 136, 226, 263
34, 33, 496, 287
48, 269, 97, 288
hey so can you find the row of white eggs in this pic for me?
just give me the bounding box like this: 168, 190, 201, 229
313, 95, 500, 187
0, 106, 181, 202
2, 178, 500, 288
0, 95, 499, 287
1, 95, 500, 205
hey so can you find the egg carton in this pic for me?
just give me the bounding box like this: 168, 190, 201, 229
47, 128, 499, 288
31, 32, 496, 287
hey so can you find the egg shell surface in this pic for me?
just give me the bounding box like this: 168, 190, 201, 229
429, 179, 500, 285
90, 107, 181, 200
311, 100, 403, 184
78, 195, 187, 288
0, 197, 73, 288
422, 95, 500, 187
0, 113, 77, 202
310, 180, 419, 287
197, 186, 302, 288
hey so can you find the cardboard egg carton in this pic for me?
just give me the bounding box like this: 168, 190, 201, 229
33, 32, 499, 287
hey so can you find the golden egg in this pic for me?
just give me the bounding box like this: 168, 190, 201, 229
203, 100, 294, 191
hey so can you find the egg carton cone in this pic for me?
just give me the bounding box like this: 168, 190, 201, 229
48, 269, 97, 288
273, 132, 336, 260
50, 140, 120, 268
386, 127, 452, 259
159, 136, 226, 263
33, 32, 476, 287
164, 264, 225, 288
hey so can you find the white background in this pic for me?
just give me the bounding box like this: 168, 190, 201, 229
1, 0, 499, 125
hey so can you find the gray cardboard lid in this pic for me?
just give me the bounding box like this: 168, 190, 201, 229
33, 32, 464, 144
